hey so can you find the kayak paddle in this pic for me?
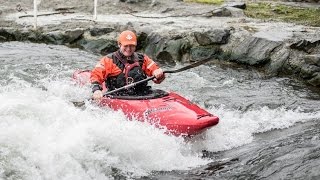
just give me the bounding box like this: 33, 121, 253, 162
72, 56, 213, 107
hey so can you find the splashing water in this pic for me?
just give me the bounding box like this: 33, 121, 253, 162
1, 41, 320, 179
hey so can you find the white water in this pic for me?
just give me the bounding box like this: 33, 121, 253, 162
1, 42, 320, 179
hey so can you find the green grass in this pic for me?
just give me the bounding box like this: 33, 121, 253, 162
245, 3, 320, 27
184, 0, 224, 5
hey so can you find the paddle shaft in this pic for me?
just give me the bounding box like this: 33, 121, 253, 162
72, 56, 212, 106
103, 56, 212, 96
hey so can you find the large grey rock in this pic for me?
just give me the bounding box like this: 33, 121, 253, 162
308, 73, 320, 86
225, 7, 246, 17
194, 29, 230, 46
290, 39, 320, 53
89, 27, 114, 37
224, 35, 282, 65
0, 29, 16, 41
304, 54, 320, 66
266, 45, 290, 75
78, 38, 118, 55
300, 64, 320, 79
144, 32, 191, 64
190, 46, 220, 61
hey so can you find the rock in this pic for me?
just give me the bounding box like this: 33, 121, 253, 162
144, 32, 191, 64
78, 38, 118, 55
290, 39, 320, 53
65, 29, 84, 43
225, 7, 246, 17
211, 8, 232, 17
308, 73, 320, 86
194, 29, 230, 45
304, 54, 320, 66
227, 2, 246, 10
300, 64, 320, 79
190, 46, 220, 61
0, 29, 16, 41
223, 34, 282, 65
266, 45, 290, 75
44, 31, 66, 44
89, 27, 114, 36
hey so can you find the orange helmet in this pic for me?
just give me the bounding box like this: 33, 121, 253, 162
118, 30, 137, 46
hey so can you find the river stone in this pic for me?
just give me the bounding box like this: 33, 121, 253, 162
227, 2, 246, 10
211, 8, 232, 17
65, 29, 84, 43
308, 73, 320, 86
194, 29, 230, 46
304, 54, 320, 66
290, 39, 320, 53
190, 46, 220, 61
225, 7, 246, 17
228, 36, 282, 65
267, 45, 290, 75
89, 27, 114, 37
300, 64, 320, 79
144, 33, 166, 61
144, 33, 191, 63
44, 31, 66, 45
0, 29, 16, 41
78, 38, 118, 55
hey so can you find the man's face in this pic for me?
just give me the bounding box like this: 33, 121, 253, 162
119, 44, 136, 57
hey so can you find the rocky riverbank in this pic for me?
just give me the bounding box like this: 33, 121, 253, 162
1, 0, 320, 87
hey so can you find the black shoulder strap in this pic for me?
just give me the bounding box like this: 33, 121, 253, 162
134, 52, 145, 66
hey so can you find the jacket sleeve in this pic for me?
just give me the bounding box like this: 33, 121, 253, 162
142, 55, 160, 77
90, 56, 122, 92
90, 56, 117, 84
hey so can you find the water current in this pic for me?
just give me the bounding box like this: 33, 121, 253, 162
0, 42, 319, 180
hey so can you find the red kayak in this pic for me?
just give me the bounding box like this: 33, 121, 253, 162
73, 70, 219, 136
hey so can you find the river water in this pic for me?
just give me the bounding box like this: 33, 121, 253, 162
0, 41, 319, 180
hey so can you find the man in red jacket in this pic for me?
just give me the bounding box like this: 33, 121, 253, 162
90, 30, 165, 100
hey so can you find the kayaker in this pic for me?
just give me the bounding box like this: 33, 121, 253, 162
90, 30, 165, 100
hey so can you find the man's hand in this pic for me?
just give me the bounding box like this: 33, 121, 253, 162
152, 68, 165, 84
92, 90, 103, 101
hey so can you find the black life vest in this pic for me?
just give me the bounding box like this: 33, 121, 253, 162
105, 51, 149, 95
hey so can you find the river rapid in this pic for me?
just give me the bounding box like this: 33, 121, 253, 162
0, 41, 320, 180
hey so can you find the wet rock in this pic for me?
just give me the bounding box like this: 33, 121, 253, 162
225, 7, 246, 17
44, 31, 66, 44
227, 2, 246, 10
300, 64, 320, 79
89, 27, 114, 37
78, 38, 118, 55
145, 33, 191, 64
144, 33, 165, 60
65, 29, 84, 43
0, 29, 16, 41
211, 8, 232, 17
308, 73, 320, 86
194, 29, 230, 46
304, 54, 320, 66
290, 39, 320, 53
282, 51, 305, 74
190, 46, 220, 61
223, 35, 282, 65
267, 45, 290, 75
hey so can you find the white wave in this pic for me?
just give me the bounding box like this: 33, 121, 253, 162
0, 80, 208, 179
193, 105, 320, 152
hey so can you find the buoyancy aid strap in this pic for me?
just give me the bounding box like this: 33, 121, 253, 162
124, 61, 140, 84
114, 51, 127, 66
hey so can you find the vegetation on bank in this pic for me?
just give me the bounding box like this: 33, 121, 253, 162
185, 1, 320, 27
245, 3, 320, 27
